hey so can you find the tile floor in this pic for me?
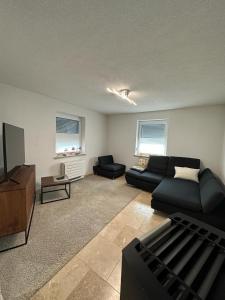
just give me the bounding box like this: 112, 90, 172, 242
32, 191, 166, 300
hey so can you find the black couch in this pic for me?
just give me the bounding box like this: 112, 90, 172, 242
93, 155, 126, 179
126, 156, 225, 231
125, 155, 200, 192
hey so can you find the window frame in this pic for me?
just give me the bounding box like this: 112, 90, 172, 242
135, 119, 168, 157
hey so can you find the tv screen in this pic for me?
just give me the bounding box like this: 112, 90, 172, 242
3, 123, 25, 174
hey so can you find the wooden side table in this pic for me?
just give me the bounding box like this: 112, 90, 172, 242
41, 176, 71, 204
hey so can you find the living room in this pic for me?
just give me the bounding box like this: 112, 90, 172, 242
0, 1, 225, 300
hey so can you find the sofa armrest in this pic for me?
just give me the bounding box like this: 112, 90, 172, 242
200, 176, 225, 213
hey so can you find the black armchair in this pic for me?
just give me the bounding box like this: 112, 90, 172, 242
93, 155, 126, 179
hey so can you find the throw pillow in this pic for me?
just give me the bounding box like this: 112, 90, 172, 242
174, 166, 200, 183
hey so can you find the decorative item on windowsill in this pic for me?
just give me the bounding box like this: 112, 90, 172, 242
131, 165, 145, 172
75, 147, 81, 155
55, 147, 83, 158
138, 157, 148, 168
131, 157, 148, 173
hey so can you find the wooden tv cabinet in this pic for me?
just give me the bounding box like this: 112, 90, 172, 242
0, 165, 36, 252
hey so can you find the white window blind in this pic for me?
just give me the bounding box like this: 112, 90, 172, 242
136, 120, 167, 156
56, 117, 80, 134
55, 115, 81, 153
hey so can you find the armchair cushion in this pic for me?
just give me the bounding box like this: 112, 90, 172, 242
101, 163, 125, 172
98, 155, 114, 166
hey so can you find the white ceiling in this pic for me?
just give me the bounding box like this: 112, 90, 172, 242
0, 0, 225, 114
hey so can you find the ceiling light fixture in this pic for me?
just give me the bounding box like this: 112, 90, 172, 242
107, 88, 137, 106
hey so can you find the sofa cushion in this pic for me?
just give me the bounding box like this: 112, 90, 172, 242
126, 169, 164, 184
146, 155, 169, 176
167, 156, 200, 177
152, 178, 202, 212
140, 171, 164, 184
101, 163, 125, 172
126, 169, 141, 180
200, 176, 225, 213
98, 155, 114, 166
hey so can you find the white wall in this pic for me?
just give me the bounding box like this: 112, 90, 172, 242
107, 105, 225, 179
0, 83, 107, 184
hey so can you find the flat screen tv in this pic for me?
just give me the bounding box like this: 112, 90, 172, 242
0, 123, 25, 181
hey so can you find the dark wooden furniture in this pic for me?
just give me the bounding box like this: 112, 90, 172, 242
0, 165, 36, 252
41, 176, 71, 204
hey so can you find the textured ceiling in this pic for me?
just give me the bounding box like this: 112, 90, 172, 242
0, 0, 225, 114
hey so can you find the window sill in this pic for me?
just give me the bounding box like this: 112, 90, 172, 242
54, 153, 86, 159
133, 154, 150, 158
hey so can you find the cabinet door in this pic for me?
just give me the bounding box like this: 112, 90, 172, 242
0, 190, 26, 237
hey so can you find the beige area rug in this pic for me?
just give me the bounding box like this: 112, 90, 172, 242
0, 175, 141, 300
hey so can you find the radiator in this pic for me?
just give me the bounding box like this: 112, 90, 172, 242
121, 213, 225, 300
61, 156, 86, 181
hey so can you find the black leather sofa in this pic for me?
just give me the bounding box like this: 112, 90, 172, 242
126, 156, 225, 231
93, 155, 126, 179
125, 155, 200, 192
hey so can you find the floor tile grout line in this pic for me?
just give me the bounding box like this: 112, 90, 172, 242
76, 250, 120, 282
106, 277, 121, 294
106, 256, 121, 281
97, 269, 121, 295
74, 256, 120, 295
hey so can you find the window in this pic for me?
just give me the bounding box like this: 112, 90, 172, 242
56, 117, 79, 134
135, 120, 167, 156
56, 114, 84, 154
